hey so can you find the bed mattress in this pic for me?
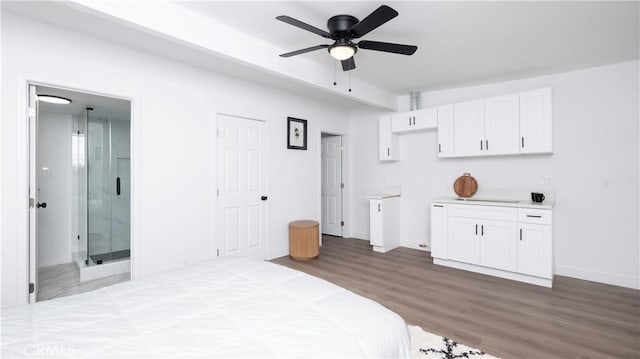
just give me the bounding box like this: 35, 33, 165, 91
2, 257, 410, 358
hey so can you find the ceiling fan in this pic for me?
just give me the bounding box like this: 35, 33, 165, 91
276, 5, 417, 72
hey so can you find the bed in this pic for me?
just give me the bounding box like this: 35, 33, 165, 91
1, 257, 411, 358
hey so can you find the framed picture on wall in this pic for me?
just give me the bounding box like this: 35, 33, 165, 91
287, 117, 307, 150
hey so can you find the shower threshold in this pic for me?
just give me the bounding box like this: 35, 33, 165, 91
90, 249, 130, 264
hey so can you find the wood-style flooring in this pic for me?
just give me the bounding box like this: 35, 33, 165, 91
272, 236, 640, 358
37, 263, 129, 302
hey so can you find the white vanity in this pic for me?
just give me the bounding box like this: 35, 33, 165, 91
431, 197, 554, 287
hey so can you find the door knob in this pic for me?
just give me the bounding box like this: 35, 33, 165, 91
261, 196, 268, 201
37, 202, 47, 208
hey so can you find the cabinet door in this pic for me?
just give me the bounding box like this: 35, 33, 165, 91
518, 223, 552, 278
391, 112, 414, 133
437, 106, 454, 157
519, 88, 552, 154
379, 116, 399, 161
430, 203, 447, 258
454, 100, 485, 157
369, 199, 383, 246
484, 94, 519, 155
447, 217, 480, 264
479, 220, 517, 272
413, 108, 437, 130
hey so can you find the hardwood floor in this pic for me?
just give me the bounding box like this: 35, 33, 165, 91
37, 263, 130, 302
272, 236, 640, 358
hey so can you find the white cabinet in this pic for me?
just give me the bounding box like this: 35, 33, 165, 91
484, 94, 520, 155
369, 196, 401, 253
392, 108, 437, 133
378, 116, 399, 161
437, 106, 454, 157
431, 201, 553, 287
454, 95, 519, 157
517, 208, 552, 278
519, 88, 552, 154
453, 100, 485, 156
430, 203, 447, 257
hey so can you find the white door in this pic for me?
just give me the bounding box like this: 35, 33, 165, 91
454, 100, 485, 157
519, 88, 553, 154
518, 223, 552, 278
479, 220, 517, 272
437, 106, 454, 157
447, 216, 480, 264
321, 135, 343, 236
28, 84, 39, 303
391, 112, 413, 133
369, 199, 383, 246
484, 94, 519, 155
217, 114, 268, 259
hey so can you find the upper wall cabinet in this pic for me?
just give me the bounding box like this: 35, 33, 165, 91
379, 116, 399, 161
484, 94, 520, 155
437, 106, 454, 157
519, 88, 552, 154
453, 100, 485, 157
391, 108, 437, 134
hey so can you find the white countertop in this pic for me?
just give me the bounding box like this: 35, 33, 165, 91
367, 193, 401, 199
433, 196, 554, 209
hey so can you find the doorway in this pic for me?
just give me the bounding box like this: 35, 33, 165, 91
29, 84, 132, 302
321, 133, 345, 237
216, 114, 269, 259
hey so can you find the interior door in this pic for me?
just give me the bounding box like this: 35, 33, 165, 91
217, 114, 268, 259
321, 135, 343, 236
28, 84, 39, 303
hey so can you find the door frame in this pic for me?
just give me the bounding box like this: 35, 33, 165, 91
213, 113, 270, 260
317, 131, 349, 242
15, 74, 141, 305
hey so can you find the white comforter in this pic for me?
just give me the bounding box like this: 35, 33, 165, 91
2, 257, 410, 358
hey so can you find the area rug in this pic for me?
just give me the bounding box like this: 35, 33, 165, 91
409, 325, 498, 359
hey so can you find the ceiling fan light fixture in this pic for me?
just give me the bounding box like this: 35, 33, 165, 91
37, 95, 72, 105
329, 43, 356, 60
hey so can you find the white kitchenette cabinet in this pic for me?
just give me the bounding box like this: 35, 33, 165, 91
431, 199, 554, 287
369, 194, 401, 253
437, 106, 454, 157
379, 116, 399, 161
453, 100, 485, 157
519, 87, 553, 154
391, 108, 437, 133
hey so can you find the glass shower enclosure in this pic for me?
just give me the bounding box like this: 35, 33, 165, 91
74, 107, 130, 266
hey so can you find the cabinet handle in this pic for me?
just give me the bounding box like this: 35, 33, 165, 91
520, 228, 522, 241
475, 224, 478, 235
409, 117, 411, 126
481, 225, 484, 236
378, 203, 381, 212
438, 144, 442, 153
433, 204, 444, 208
526, 215, 542, 218
486, 140, 489, 150
387, 147, 390, 156
521, 136, 525, 148
480, 140, 483, 151
413, 116, 416, 125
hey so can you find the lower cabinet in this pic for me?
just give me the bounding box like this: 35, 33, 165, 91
431, 202, 553, 287
370, 196, 401, 253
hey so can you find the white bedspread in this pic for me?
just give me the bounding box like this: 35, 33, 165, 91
2, 257, 410, 358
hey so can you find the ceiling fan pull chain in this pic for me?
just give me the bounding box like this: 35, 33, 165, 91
348, 71, 352, 92
333, 60, 337, 86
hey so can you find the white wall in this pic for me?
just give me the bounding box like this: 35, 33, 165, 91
1, 13, 350, 307
36, 112, 73, 267
349, 60, 639, 289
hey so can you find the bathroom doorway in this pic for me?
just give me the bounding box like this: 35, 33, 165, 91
30, 85, 132, 302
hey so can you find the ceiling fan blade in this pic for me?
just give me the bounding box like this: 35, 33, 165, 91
349, 5, 398, 38
276, 15, 331, 38
279, 44, 330, 58
358, 40, 417, 55
341, 57, 356, 71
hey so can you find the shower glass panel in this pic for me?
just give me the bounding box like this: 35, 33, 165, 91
86, 112, 130, 265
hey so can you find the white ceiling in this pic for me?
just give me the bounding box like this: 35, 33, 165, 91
179, 1, 639, 94
37, 85, 131, 121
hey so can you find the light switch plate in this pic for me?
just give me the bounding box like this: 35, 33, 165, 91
40, 167, 50, 177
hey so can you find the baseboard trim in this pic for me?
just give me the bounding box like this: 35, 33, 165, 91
350, 231, 369, 240
555, 264, 639, 289
434, 258, 552, 288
